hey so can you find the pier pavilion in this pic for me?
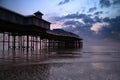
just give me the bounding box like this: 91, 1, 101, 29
0, 7, 82, 59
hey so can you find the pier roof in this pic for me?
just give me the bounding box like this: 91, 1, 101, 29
47, 29, 82, 40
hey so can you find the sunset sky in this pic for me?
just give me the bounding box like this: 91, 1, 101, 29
0, 0, 120, 46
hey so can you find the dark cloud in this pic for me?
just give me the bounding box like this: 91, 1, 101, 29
99, 0, 120, 8
63, 13, 80, 19
58, 0, 72, 5
88, 14, 92, 17
103, 17, 111, 22
94, 16, 102, 22
99, 0, 111, 7
52, 13, 94, 24
64, 20, 83, 26
63, 21, 91, 32
94, 11, 103, 15
102, 16, 120, 42
64, 13, 94, 24
80, 7, 86, 13
113, 0, 120, 5
100, 16, 120, 41
88, 7, 97, 13
63, 16, 120, 43
51, 16, 63, 21
51, 13, 80, 21
60, 16, 97, 42
51, 12, 120, 44
63, 21, 93, 37
82, 16, 94, 24
63, 20, 97, 44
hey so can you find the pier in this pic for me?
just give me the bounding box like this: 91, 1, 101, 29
0, 7, 82, 61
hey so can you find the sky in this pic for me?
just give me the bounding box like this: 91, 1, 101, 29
0, 0, 120, 46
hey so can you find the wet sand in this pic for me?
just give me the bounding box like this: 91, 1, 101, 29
0, 46, 120, 80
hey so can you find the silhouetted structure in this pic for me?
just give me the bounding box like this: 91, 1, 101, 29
0, 7, 83, 58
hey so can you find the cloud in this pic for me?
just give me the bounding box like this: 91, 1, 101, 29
51, 12, 94, 24
94, 16, 102, 22
51, 23, 63, 29
94, 11, 103, 15
64, 14, 94, 23
58, 0, 72, 5
113, 0, 120, 5
91, 22, 109, 34
88, 7, 97, 13
103, 17, 111, 22
51, 16, 63, 21
64, 20, 83, 26
82, 16, 94, 24
50, 12, 120, 44
63, 20, 86, 29
99, 0, 120, 8
63, 20, 93, 35
99, 16, 120, 42
99, 0, 111, 7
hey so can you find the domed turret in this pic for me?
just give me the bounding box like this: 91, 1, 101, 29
34, 11, 43, 19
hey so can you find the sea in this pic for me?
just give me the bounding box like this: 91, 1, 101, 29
0, 45, 120, 80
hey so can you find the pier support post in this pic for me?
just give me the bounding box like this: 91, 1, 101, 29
30, 36, 33, 51
8, 32, 10, 50
12, 34, 16, 58
26, 35, 29, 60
40, 37, 41, 49
32, 36, 35, 51
26, 35, 29, 52
48, 40, 51, 48
36, 36, 38, 52
2, 32, 5, 58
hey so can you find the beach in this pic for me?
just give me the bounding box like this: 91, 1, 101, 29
0, 45, 120, 80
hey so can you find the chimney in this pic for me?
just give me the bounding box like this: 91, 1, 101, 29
34, 11, 43, 19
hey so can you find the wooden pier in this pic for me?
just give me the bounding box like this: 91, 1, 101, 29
0, 7, 82, 61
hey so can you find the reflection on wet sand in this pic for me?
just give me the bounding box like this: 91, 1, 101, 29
0, 64, 50, 80
0, 48, 55, 65
0, 46, 120, 80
